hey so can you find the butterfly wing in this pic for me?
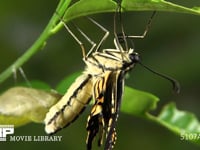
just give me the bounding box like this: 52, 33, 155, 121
104, 71, 124, 150
86, 71, 124, 150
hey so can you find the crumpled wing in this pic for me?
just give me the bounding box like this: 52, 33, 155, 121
86, 71, 124, 150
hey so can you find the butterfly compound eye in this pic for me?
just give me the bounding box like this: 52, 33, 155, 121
130, 52, 140, 63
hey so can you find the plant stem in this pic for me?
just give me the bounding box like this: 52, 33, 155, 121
0, 0, 72, 84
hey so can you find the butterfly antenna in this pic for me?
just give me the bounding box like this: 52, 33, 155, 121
138, 61, 180, 94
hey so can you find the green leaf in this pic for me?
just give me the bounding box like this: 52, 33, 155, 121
147, 102, 200, 145
0, 87, 62, 127
63, 0, 200, 23
63, 0, 117, 22
121, 87, 200, 145
122, 0, 200, 15
121, 86, 159, 116
17, 80, 52, 90
56, 71, 82, 94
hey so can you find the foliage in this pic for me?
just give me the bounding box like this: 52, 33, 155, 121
0, 0, 200, 149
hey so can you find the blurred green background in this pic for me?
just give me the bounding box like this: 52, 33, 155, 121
0, 0, 200, 150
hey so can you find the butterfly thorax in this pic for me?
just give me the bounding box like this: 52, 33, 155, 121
84, 48, 139, 76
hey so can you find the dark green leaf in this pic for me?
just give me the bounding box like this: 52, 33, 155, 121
147, 102, 200, 145
63, 0, 117, 22
121, 0, 200, 15
56, 71, 82, 94
62, 0, 200, 23
121, 86, 159, 116
17, 80, 52, 90
121, 87, 200, 145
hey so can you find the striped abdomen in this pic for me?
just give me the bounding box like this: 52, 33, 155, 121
44, 73, 93, 134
